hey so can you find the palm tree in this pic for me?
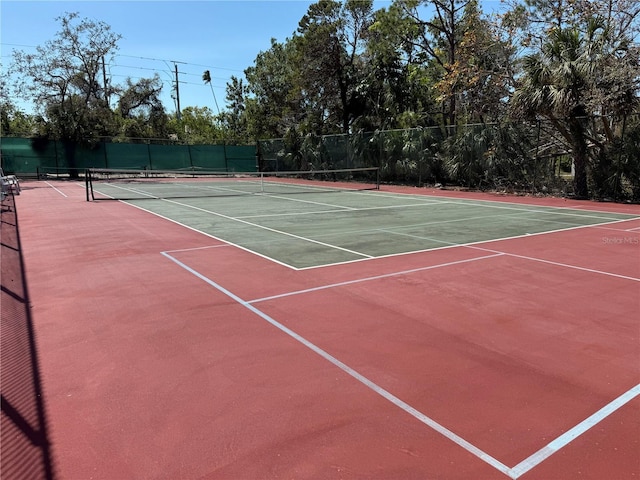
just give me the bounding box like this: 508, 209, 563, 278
512, 19, 607, 199
202, 70, 227, 166
202, 70, 221, 115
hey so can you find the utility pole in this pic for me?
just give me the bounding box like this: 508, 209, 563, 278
174, 62, 181, 120
102, 56, 109, 105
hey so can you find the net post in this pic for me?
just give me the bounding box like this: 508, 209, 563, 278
376, 167, 380, 190
85, 169, 93, 201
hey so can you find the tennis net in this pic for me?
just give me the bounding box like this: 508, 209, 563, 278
85, 167, 379, 201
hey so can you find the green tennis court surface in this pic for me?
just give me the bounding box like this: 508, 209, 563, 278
117, 190, 638, 269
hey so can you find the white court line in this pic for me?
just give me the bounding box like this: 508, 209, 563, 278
164, 244, 231, 254
162, 251, 640, 479
248, 253, 504, 303
121, 201, 297, 269
103, 182, 158, 198
442, 200, 635, 222
354, 189, 634, 222
105, 184, 638, 271
237, 201, 449, 219
471, 246, 640, 282
368, 189, 640, 218
160, 251, 513, 477
368, 209, 582, 239
242, 202, 540, 234
593, 225, 640, 233
251, 192, 358, 211
103, 181, 257, 198
114, 198, 372, 267
115, 194, 638, 271
100, 179, 256, 198
160, 221, 638, 283
45, 181, 68, 197
162, 198, 374, 260
376, 228, 640, 282
509, 384, 640, 478
379, 228, 639, 282
296, 217, 639, 271
238, 207, 359, 219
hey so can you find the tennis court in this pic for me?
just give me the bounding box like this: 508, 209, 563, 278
3, 175, 639, 479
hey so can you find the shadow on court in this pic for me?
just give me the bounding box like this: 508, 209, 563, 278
1, 193, 55, 480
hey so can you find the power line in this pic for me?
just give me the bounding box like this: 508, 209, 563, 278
1, 42, 38, 49
112, 63, 167, 72
110, 63, 227, 82
115, 53, 244, 74
0, 44, 246, 76
2, 43, 237, 112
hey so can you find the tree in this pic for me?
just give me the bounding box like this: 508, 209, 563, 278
224, 75, 248, 142
116, 74, 170, 140
11, 12, 121, 143
384, 0, 474, 126
0, 76, 38, 136
177, 106, 224, 144
357, 3, 436, 130
296, 0, 374, 134
0, 104, 39, 137
244, 38, 301, 139
9, 12, 122, 175
439, 0, 515, 123
512, 16, 639, 198
371, 0, 514, 127
202, 70, 222, 115
502, 0, 640, 50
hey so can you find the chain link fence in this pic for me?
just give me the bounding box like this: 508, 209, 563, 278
257, 115, 640, 201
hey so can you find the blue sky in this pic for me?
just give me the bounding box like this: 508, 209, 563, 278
1, 0, 394, 114
1, 0, 506, 115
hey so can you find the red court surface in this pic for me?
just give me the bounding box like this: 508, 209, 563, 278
2, 180, 639, 480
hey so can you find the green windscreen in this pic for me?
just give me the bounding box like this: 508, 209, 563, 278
1, 137, 258, 175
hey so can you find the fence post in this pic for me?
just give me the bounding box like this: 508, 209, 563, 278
224, 141, 228, 172
534, 119, 541, 192
103, 141, 109, 169
54, 140, 59, 175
